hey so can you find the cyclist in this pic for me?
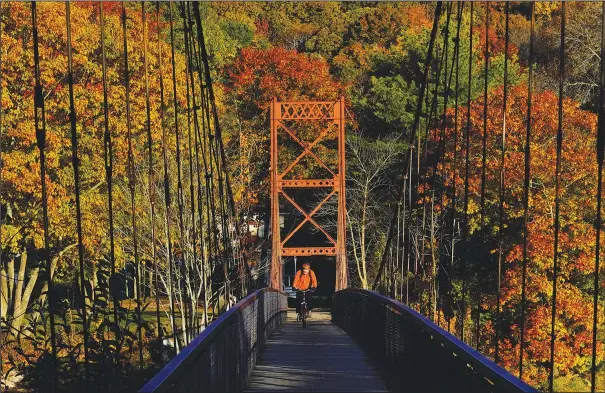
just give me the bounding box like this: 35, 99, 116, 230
293, 262, 317, 318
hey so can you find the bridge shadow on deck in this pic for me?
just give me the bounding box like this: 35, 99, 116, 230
246, 311, 387, 392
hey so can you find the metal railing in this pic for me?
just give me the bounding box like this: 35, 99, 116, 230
139, 288, 288, 393
332, 289, 537, 393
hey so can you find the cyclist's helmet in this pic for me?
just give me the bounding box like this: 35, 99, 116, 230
302, 262, 310, 269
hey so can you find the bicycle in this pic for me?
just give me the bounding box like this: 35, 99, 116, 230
296, 288, 315, 328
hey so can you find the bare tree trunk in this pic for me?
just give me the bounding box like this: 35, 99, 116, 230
1, 250, 41, 334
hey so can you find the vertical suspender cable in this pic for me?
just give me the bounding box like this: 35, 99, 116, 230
432, 3, 452, 323
479, 3, 490, 244
205, 93, 231, 302
142, 2, 161, 348
407, 152, 412, 305
396, 195, 402, 299
548, 3, 565, 392
193, 3, 250, 295
155, 2, 169, 360
121, 2, 144, 370
419, 24, 445, 306
198, 66, 227, 310
0, 2, 3, 381
166, 2, 181, 349
0, 2, 4, 381
192, 85, 209, 329
183, 2, 214, 323
461, 1, 473, 343
477, 1, 490, 351
31, 3, 58, 387
419, 15, 448, 312
372, 1, 442, 291
184, 3, 215, 322
193, 5, 237, 302
187, 3, 223, 313
449, 1, 463, 335
99, 0, 121, 370
176, 2, 208, 329
66, 2, 90, 383
197, 34, 220, 327
431, 3, 457, 324
495, 2, 510, 365
591, 3, 605, 391
430, 2, 452, 192
519, 2, 534, 379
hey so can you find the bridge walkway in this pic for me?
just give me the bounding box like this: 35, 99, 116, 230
246, 311, 387, 392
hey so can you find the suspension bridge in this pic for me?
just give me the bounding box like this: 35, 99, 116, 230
0, 1, 603, 392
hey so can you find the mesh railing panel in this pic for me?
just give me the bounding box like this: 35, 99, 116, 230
332, 289, 537, 393
139, 288, 287, 393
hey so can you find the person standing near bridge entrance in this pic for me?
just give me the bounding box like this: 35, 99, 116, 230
293, 262, 317, 317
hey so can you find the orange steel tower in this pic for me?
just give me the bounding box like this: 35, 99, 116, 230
270, 97, 347, 291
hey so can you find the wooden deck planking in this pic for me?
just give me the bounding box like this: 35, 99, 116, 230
246, 311, 388, 392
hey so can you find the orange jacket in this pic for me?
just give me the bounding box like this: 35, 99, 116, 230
293, 269, 317, 290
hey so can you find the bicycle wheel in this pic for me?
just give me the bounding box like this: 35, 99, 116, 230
302, 303, 307, 328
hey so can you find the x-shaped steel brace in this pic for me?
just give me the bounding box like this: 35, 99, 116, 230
278, 121, 336, 179
279, 188, 337, 246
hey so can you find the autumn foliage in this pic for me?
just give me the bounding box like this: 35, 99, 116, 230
427, 83, 605, 390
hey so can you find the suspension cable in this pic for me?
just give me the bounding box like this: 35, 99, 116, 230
461, 1, 473, 343
548, 3, 565, 391
406, 150, 413, 305
182, 2, 212, 325
192, 82, 208, 331
494, 1, 510, 365
66, 2, 90, 382
155, 1, 169, 360
141, 0, 163, 356
192, 3, 248, 291
184, 2, 214, 323
177, 2, 208, 331
121, 2, 144, 370
519, 1, 535, 379
372, 1, 442, 291
430, 2, 457, 324
193, 4, 242, 301
448, 1, 463, 334
165, 2, 182, 349
476, 0, 490, 352
31, 3, 58, 386
479, 2, 489, 242
418, 11, 449, 315
99, 0, 121, 355
187, 3, 225, 313
433, 3, 453, 323
433, 0, 456, 325
0, 1, 4, 382
591, 4, 605, 391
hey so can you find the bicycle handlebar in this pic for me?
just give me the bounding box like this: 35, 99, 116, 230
295, 288, 316, 293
